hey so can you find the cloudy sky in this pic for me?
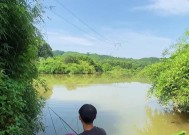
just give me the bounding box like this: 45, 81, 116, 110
42, 0, 189, 58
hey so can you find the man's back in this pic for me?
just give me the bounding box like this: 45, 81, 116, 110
79, 126, 106, 135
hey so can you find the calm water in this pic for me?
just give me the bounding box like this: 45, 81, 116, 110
37, 74, 189, 135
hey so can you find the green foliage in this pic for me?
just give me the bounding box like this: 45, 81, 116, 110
173, 131, 187, 135
53, 50, 65, 56
142, 30, 189, 112
0, 0, 44, 134
0, 77, 44, 134
38, 55, 98, 74
38, 41, 53, 58
102, 63, 112, 72
38, 52, 159, 75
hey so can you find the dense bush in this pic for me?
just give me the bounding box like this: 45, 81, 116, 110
0, 0, 44, 134
142, 30, 189, 113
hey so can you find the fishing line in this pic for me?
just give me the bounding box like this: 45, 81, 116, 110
48, 107, 58, 135
76, 116, 79, 134
48, 107, 79, 135
74, 106, 80, 134
43, 108, 48, 134
60, 117, 69, 133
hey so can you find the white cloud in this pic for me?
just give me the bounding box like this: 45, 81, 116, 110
101, 28, 174, 58
47, 32, 93, 47
135, 0, 189, 15
46, 29, 174, 58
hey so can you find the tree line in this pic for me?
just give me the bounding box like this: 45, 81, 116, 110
38, 51, 159, 75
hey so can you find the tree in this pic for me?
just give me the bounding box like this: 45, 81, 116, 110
38, 41, 53, 58
53, 50, 65, 56
0, 0, 44, 134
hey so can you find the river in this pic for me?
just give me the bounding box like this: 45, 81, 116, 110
37, 74, 189, 135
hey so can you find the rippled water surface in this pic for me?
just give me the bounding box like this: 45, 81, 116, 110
37, 74, 189, 135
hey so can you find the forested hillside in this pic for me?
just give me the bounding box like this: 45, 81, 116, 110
38, 51, 159, 75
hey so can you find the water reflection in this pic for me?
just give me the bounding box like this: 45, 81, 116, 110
37, 74, 189, 135
38, 74, 148, 99
40, 74, 148, 88
136, 106, 189, 135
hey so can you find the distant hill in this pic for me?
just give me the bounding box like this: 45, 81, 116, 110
53, 50, 159, 62
53, 50, 65, 56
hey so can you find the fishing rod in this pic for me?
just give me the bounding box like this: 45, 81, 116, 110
48, 107, 79, 135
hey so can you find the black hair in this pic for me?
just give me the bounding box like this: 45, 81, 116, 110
79, 104, 97, 124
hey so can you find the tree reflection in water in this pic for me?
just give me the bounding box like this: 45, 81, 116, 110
136, 106, 189, 135
37, 74, 148, 99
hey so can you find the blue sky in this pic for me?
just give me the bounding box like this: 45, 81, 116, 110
42, 0, 189, 58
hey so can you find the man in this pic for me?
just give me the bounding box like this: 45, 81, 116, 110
78, 104, 107, 135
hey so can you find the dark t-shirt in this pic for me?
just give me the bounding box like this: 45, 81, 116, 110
79, 126, 106, 135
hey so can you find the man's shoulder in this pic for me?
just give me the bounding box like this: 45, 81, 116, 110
79, 126, 106, 135
94, 126, 106, 133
